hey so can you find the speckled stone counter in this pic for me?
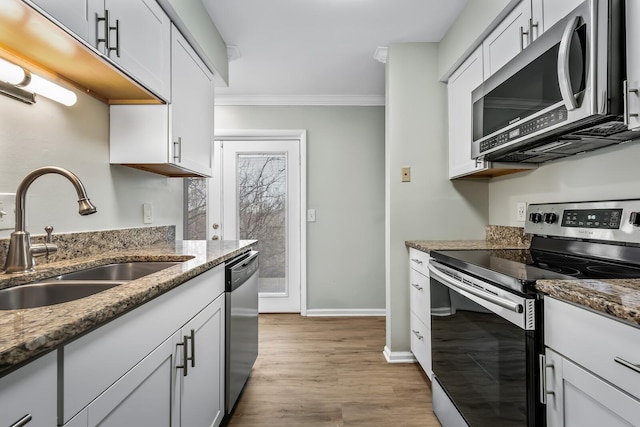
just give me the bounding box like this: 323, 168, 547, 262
536, 279, 640, 327
0, 239, 255, 376
405, 225, 532, 253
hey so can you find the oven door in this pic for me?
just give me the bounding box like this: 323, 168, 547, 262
428, 260, 542, 427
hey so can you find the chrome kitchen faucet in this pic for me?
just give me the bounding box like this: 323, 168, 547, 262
3, 166, 97, 273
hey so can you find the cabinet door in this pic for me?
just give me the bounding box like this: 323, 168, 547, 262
27, 0, 96, 42
545, 349, 640, 427
104, 0, 171, 100
171, 27, 214, 177
482, 0, 531, 78
448, 47, 484, 179
179, 294, 225, 427
410, 312, 431, 379
626, 0, 640, 130
85, 332, 180, 427
0, 352, 57, 427
409, 268, 430, 327
531, 0, 583, 36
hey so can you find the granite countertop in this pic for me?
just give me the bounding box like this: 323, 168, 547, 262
405, 239, 530, 252
536, 279, 640, 327
0, 239, 255, 376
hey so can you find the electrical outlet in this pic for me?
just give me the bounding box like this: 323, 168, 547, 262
143, 203, 153, 224
516, 202, 527, 222
0, 193, 16, 231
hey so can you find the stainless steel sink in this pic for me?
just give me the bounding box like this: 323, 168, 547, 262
0, 280, 126, 310
0, 261, 182, 310
55, 261, 181, 281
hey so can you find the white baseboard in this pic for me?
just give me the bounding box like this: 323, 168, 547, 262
383, 346, 417, 364
305, 308, 385, 317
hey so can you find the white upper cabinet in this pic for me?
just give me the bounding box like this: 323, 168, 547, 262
448, 47, 485, 178
482, 0, 532, 78
110, 25, 214, 177
28, 0, 171, 101
626, 0, 640, 130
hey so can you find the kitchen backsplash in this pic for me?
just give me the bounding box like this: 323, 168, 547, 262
486, 225, 532, 247
0, 226, 175, 267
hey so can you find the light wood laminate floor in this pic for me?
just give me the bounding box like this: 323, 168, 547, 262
228, 314, 441, 426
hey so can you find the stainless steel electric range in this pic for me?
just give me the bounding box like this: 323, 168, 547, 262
428, 199, 640, 427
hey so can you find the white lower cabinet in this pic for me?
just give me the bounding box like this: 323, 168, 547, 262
0, 351, 57, 427
544, 297, 640, 426
408, 248, 431, 378
61, 264, 226, 427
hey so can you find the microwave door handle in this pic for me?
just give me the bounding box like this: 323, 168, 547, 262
558, 15, 581, 111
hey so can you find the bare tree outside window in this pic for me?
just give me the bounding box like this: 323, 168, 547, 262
237, 154, 286, 293
184, 178, 207, 240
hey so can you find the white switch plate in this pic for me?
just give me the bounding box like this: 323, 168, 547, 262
516, 202, 527, 222
307, 209, 316, 222
0, 193, 16, 231
143, 203, 153, 224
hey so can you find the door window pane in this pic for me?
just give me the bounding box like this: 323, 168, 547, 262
237, 154, 287, 294
184, 178, 207, 240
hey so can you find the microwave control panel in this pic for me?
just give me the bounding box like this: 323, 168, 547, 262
479, 106, 568, 154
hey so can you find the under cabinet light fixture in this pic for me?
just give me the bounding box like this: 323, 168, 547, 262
0, 57, 77, 106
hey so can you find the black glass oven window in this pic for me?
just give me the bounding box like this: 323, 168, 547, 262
474, 24, 587, 140
431, 278, 531, 426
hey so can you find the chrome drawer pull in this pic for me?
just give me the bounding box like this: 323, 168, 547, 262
10, 414, 32, 427
412, 329, 423, 340
411, 283, 423, 291
539, 354, 555, 404
176, 335, 189, 376
410, 258, 423, 265
614, 356, 640, 374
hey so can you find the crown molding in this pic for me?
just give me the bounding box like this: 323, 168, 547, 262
373, 46, 388, 64
215, 94, 385, 106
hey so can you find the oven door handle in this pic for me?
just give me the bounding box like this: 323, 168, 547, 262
428, 263, 524, 314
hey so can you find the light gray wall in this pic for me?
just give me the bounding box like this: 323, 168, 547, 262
385, 43, 489, 353
0, 88, 183, 240
438, 0, 515, 80
488, 143, 640, 225
215, 105, 386, 311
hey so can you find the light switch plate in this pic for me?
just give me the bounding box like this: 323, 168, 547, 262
401, 167, 411, 182
0, 193, 16, 231
307, 209, 316, 222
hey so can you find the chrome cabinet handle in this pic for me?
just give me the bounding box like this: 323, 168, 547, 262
411, 329, 423, 340
188, 329, 196, 368
558, 16, 581, 110
108, 19, 120, 57
529, 18, 539, 42
539, 354, 555, 404
96, 10, 110, 51
410, 258, 423, 265
176, 335, 189, 376
411, 283, 423, 291
11, 414, 32, 427
614, 356, 640, 374
623, 80, 639, 126
173, 137, 182, 163
520, 25, 529, 51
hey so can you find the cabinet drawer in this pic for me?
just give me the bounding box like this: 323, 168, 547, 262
0, 351, 57, 427
410, 312, 431, 378
62, 265, 224, 423
409, 268, 430, 326
545, 297, 640, 400
409, 248, 430, 277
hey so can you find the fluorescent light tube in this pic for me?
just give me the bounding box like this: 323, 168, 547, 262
22, 73, 77, 106
0, 57, 25, 85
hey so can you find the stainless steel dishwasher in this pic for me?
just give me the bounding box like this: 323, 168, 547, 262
225, 250, 259, 416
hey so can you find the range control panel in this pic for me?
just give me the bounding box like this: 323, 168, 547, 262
525, 200, 640, 244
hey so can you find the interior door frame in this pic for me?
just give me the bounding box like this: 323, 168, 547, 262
212, 129, 307, 316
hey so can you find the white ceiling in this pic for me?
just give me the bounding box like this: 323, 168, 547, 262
203, 0, 468, 105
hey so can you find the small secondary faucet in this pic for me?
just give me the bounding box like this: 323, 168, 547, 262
3, 166, 97, 274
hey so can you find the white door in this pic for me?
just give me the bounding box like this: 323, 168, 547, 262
220, 140, 301, 313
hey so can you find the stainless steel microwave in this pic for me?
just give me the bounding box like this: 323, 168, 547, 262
471, 0, 640, 163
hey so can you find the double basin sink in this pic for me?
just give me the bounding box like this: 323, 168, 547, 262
0, 261, 181, 310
